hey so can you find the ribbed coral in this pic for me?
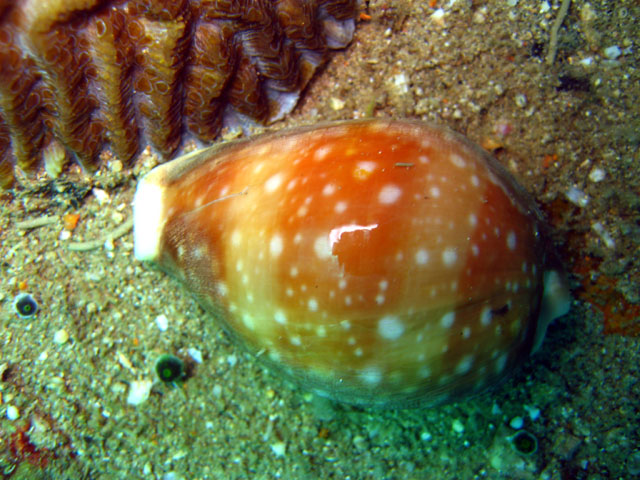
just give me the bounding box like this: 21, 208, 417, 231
0, 0, 357, 185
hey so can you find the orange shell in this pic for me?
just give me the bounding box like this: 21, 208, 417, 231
133, 119, 570, 407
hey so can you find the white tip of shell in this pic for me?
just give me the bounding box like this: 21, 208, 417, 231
133, 173, 166, 262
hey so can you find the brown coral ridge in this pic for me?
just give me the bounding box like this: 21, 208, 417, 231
0, 0, 358, 187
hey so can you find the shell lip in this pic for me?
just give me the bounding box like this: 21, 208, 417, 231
133, 168, 168, 262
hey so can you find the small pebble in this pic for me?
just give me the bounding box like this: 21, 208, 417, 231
510, 416, 524, 429
452, 419, 465, 433
524, 405, 541, 421
565, 186, 589, 207
591, 222, 615, 249
514, 93, 527, 108
420, 431, 433, 441
271, 441, 286, 457
329, 97, 345, 111
53, 328, 69, 345
431, 8, 445, 26
155, 314, 169, 332
187, 347, 203, 364
353, 435, 367, 450
588, 167, 605, 182
92, 188, 110, 204
392, 73, 409, 94
127, 379, 153, 405
6, 405, 20, 420
603, 45, 621, 60
110, 160, 123, 172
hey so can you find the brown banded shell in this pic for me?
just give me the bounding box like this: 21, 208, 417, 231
0, 0, 358, 187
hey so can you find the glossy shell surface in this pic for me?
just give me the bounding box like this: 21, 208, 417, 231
134, 119, 569, 407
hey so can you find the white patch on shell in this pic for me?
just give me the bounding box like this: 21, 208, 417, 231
274, 310, 287, 325
314, 235, 332, 259
231, 230, 242, 247
378, 184, 402, 204
480, 306, 492, 326
507, 230, 517, 250
308, 298, 319, 312
495, 353, 508, 373
378, 315, 405, 340
440, 312, 455, 328
450, 153, 467, 168
322, 183, 337, 196
442, 248, 458, 266
314, 145, 332, 161
264, 173, 284, 193
415, 249, 429, 265
359, 366, 382, 385
455, 355, 474, 375
269, 234, 283, 257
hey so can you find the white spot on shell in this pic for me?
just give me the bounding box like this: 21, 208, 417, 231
378, 315, 405, 340
415, 249, 429, 265
216, 282, 228, 297
480, 307, 492, 326
429, 186, 440, 198
455, 355, 474, 374
468, 213, 478, 227
290, 335, 302, 346
442, 248, 457, 266
314, 145, 332, 161
378, 184, 402, 204
274, 310, 287, 325
231, 230, 242, 247
308, 298, 319, 312
264, 173, 284, 193
359, 366, 382, 385
507, 231, 517, 250
440, 312, 455, 328
356, 161, 376, 174
334, 201, 347, 214
269, 234, 283, 257
495, 353, 508, 373
322, 183, 337, 196
450, 153, 467, 168
242, 313, 255, 330
314, 236, 332, 259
